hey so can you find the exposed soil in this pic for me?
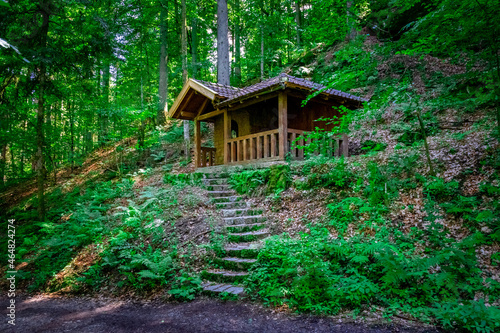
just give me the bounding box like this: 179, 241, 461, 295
1, 295, 442, 333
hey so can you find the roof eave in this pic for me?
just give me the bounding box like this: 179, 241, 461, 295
168, 79, 222, 120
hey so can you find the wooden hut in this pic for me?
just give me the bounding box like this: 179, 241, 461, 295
168, 73, 367, 168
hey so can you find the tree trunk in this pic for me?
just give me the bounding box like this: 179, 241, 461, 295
101, 61, 110, 146
160, 0, 171, 126
217, 0, 230, 85
36, 0, 50, 220
295, 0, 301, 48
181, 0, 190, 160
69, 99, 75, 171
346, 1, 356, 41
260, 25, 264, 79
234, 0, 241, 85
191, 12, 199, 79
0, 144, 6, 187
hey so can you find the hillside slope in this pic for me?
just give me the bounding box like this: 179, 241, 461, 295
1, 34, 500, 332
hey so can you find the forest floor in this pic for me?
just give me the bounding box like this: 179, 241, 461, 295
1, 294, 441, 333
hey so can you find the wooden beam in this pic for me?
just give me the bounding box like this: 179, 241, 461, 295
178, 89, 196, 114
189, 80, 216, 100
224, 110, 230, 164
226, 91, 280, 112
286, 90, 337, 106
194, 119, 201, 168
195, 98, 210, 118
167, 81, 191, 119
278, 91, 288, 159
197, 108, 224, 121
181, 111, 196, 118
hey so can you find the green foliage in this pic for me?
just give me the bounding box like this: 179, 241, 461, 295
361, 140, 387, 153
432, 300, 500, 333
424, 177, 459, 201
229, 165, 291, 195
168, 273, 202, 301
297, 158, 354, 190
229, 169, 270, 195
163, 172, 203, 187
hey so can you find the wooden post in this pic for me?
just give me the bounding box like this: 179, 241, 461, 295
290, 132, 296, 159
243, 138, 247, 161
342, 133, 349, 157
278, 91, 288, 159
194, 119, 201, 167
224, 109, 230, 164
264, 135, 269, 158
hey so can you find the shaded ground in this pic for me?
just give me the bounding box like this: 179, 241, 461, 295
1, 295, 442, 333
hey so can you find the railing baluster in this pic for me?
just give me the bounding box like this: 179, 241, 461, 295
298, 136, 304, 159
242, 138, 247, 161
290, 132, 296, 158
257, 135, 262, 159
271, 133, 276, 157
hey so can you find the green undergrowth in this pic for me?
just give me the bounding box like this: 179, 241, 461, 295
239, 146, 500, 332
229, 164, 291, 196
0, 171, 219, 300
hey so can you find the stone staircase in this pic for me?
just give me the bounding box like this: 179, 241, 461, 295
201, 173, 268, 296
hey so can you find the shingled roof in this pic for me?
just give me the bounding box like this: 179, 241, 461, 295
191, 79, 240, 99
213, 73, 367, 107
168, 73, 367, 120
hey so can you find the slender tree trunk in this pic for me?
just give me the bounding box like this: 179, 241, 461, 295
101, 61, 110, 146
234, 0, 241, 85
260, 25, 264, 79
217, 0, 230, 85
69, 99, 75, 171
36, 1, 50, 220
295, 0, 301, 48
156, 1, 168, 125
191, 12, 199, 79
346, 1, 356, 41
181, 0, 190, 160
36, 68, 47, 220
0, 144, 6, 187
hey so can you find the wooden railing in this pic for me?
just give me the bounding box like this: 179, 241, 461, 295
288, 130, 348, 159
226, 128, 348, 164
199, 147, 216, 167
227, 129, 280, 163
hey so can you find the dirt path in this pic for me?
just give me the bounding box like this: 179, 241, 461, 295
1, 295, 442, 333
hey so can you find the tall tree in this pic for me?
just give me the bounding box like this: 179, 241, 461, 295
181, 0, 190, 159
158, 0, 168, 125
217, 0, 230, 85
233, 0, 241, 85
35, 0, 51, 220
295, 0, 301, 48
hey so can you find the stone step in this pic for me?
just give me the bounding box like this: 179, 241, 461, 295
201, 269, 248, 283
206, 184, 232, 192
221, 208, 263, 217
211, 196, 244, 204
208, 190, 237, 198
215, 257, 257, 270
215, 201, 248, 209
202, 172, 230, 179
228, 229, 269, 242
226, 223, 267, 233
202, 282, 244, 296
223, 215, 266, 225
225, 242, 262, 258
202, 178, 229, 186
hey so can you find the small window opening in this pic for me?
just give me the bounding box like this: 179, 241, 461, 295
231, 120, 239, 138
